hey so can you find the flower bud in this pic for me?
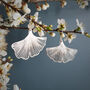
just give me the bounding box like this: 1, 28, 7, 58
49, 32, 56, 37
41, 4, 47, 10
49, 25, 53, 27
60, 0, 67, 8
2, 58, 6, 61
45, 2, 50, 8
36, 6, 41, 11
60, 32, 65, 38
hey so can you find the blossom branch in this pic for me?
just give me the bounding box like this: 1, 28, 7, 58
29, 0, 60, 3
28, 0, 90, 3
0, 25, 88, 35
0, 0, 24, 15
0, 0, 90, 38
0, 25, 28, 30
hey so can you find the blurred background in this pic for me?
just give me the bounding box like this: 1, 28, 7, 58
0, 0, 90, 90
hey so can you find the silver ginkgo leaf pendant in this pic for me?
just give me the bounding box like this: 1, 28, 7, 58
11, 30, 47, 60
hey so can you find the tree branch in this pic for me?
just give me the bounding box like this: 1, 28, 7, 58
28, 0, 90, 3
0, 0, 24, 15
0, 25, 88, 35
29, 0, 60, 3
0, 25, 28, 30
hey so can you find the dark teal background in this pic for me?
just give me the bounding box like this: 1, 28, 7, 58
0, 1, 90, 90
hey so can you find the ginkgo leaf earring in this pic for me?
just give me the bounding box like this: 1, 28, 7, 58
11, 30, 47, 60
46, 39, 77, 63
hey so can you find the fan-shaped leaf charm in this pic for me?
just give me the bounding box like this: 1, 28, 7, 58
12, 31, 47, 60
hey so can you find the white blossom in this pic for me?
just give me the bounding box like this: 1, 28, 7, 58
31, 12, 44, 37
4, 62, 13, 72
37, 6, 41, 11
60, 32, 65, 38
13, 85, 20, 90
0, 64, 9, 75
49, 32, 56, 37
2, 58, 6, 61
41, 4, 48, 10
14, 0, 22, 8
33, 28, 45, 37
0, 29, 9, 35
51, 33, 56, 37
63, 1, 67, 6
46, 40, 77, 63
33, 12, 42, 24
11, 14, 27, 27
0, 29, 8, 57
22, 3, 31, 14
0, 59, 12, 90
0, 35, 5, 42
64, 33, 77, 43
11, 30, 47, 60
13, 12, 21, 20
38, 30, 45, 37
0, 76, 9, 90
0, 41, 7, 48
61, 0, 67, 8
33, 28, 37, 33
79, 1, 88, 9
28, 21, 34, 30
45, 3, 50, 8
0, 50, 7, 57
38, 21, 42, 24
34, 12, 39, 22
76, 19, 84, 34
57, 19, 66, 31
0, 85, 7, 90
0, 75, 10, 85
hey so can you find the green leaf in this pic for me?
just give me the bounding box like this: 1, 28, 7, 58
36, 27, 41, 32
46, 26, 53, 30
74, 27, 80, 32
